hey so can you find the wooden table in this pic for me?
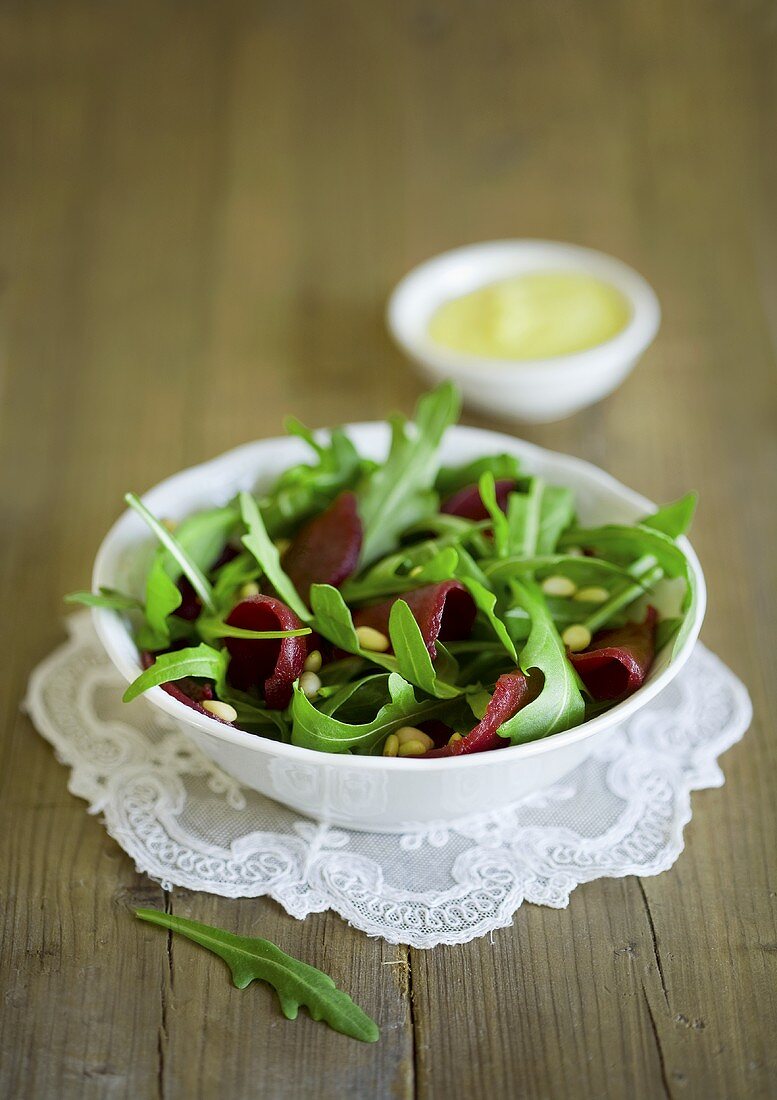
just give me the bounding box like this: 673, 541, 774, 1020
2, 2, 775, 1096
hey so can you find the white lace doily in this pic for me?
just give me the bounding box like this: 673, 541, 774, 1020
24, 612, 751, 948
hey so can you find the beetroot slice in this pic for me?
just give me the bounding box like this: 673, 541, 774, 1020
224, 595, 307, 709
174, 577, 201, 621
173, 546, 240, 622
441, 479, 516, 521
352, 581, 476, 659
281, 492, 362, 598
139, 650, 231, 722
569, 607, 658, 701
424, 670, 533, 758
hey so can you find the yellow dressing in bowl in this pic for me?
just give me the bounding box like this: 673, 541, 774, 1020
428, 271, 631, 361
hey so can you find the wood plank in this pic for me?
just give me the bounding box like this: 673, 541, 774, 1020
0, 0, 775, 1097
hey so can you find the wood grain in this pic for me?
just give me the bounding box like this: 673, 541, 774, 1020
0, 1, 775, 1097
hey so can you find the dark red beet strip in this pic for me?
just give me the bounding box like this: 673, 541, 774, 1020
174, 577, 201, 621
352, 580, 476, 660
174, 545, 240, 621
569, 607, 658, 701
441, 479, 516, 521
424, 670, 533, 757
139, 650, 231, 722
281, 491, 362, 598
225, 595, 307, 709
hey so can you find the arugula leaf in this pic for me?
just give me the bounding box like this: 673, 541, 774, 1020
485, 553, 634, 584
460, 578, 518, 663
559, 523, 692, 606
478, 471, 510, 556
216, 682, 290, 738
318, 673, 392, 718
260, 424, 366, 537
137, 559, 185, 650
560, 522, 698, 648
197, 618, 311, 643
309, 584, 397, 672
581, 556, 663, 633
135, 909, 379, 1043
535, 484, 576, 554
506, 479, 574, 558
641, 492, 697, 538
172, 504, 239, 574
123, 644, 226, 702
239, 491, 310, 620
358, 383, 460, 565
340, 545, 460, 604
655, 616, 682, 652
212, 551, 261, 611
498, 579, 585, 744
388, 600, 461, 699
309, 584, 362, 650
505, 477, 542, 557
125, 493, 217, 614
65, 588, 142, 611
435, 452, 522, 497
291, 672, 448, 753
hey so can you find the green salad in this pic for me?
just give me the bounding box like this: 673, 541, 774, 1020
68, 384, 697, 759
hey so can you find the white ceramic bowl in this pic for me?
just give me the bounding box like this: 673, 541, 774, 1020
92, 424, 704, 832
387, 240, 661, 423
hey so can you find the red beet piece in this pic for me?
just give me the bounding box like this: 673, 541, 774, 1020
174, 577, 201, 621
569, 607, 658, 701
139, 650, 229, 721
174, 546, 240, 622
281, 492, 362, 599
224, 595, 307, 709
441, 479, 516, 521
353, 581, 476, 659
424, 670, 534, 758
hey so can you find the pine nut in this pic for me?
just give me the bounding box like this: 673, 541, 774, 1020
562, 624, 592, 652
574, 586, 609, 604
448, 732, 463, 746
396, 726, 433, 750
397, 739, 427, 757
202, 700, 238, 723
299, 671, 322, 699
239, 581, 260, 599
355, 625, 390, 652
383, 734, 399, 757
541, 575, 577, 598
303, 649, 322, 673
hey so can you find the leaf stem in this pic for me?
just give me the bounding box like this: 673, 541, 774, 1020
125, 493, 216, 614
582, 556, 662, 633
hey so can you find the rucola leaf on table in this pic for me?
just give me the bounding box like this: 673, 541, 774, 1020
135, 909, 379, 1043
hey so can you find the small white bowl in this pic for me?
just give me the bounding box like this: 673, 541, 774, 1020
91, 424, 704, 832
387, 240, 661, 423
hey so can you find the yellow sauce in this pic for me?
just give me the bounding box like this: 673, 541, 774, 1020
428, 271, 631, 360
